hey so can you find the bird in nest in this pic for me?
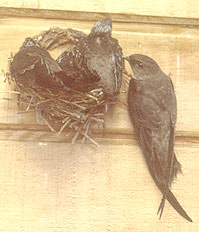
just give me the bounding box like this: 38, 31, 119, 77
9, 37, 67, 91
56, 18, 124, 94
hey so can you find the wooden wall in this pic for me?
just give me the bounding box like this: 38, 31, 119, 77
1, 0, 199, 18
0, 2, 199, 231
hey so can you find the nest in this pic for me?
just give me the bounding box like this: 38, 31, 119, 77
6, 27, 131, 146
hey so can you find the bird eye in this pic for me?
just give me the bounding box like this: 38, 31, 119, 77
135, 62, 143, 69
138, 62, 143, 67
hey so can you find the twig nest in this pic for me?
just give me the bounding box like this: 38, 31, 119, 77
7, 23, 128, 146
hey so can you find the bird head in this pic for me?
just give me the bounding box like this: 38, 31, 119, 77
20, 37, 41, 49
91, 18, 112, 35
124, 54, 161, 80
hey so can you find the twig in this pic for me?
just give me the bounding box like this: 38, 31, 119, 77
41, 116, 56, 132
57, 118, 72, 136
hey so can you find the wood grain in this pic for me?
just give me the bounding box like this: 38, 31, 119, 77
1, 1, 199, 19
0, 140, 197, 232
2, 7, 199, 26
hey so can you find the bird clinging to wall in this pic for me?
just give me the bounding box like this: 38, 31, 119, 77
125, 54, 192, 222
57, 18, 124, 94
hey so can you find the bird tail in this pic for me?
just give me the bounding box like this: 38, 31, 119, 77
138, 127, 192, 222
166, 188, 192, 222
154, 177, 192, 222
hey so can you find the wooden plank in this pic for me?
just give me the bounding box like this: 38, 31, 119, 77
0, 140, 196, 231
1, 1, 199, 19
1, 7, 199, 26
0, 123, 199, 144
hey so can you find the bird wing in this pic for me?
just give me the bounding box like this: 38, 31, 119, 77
110, 38, 124, 93
129, 76, 178, 179
11, 46, 66, 89
80, 34, 123, 94
74, 37, 101, 83
56, 47, 100, 91
128, 78, 174, 178
25, 48, 67, 88
10, 47, 40, 76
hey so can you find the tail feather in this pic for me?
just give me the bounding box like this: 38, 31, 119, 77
137, 126, 192, 221
154, 176, 193, 222
166, 188, 192, 222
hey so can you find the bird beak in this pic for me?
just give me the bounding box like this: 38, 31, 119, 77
123, 56, 130, 61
